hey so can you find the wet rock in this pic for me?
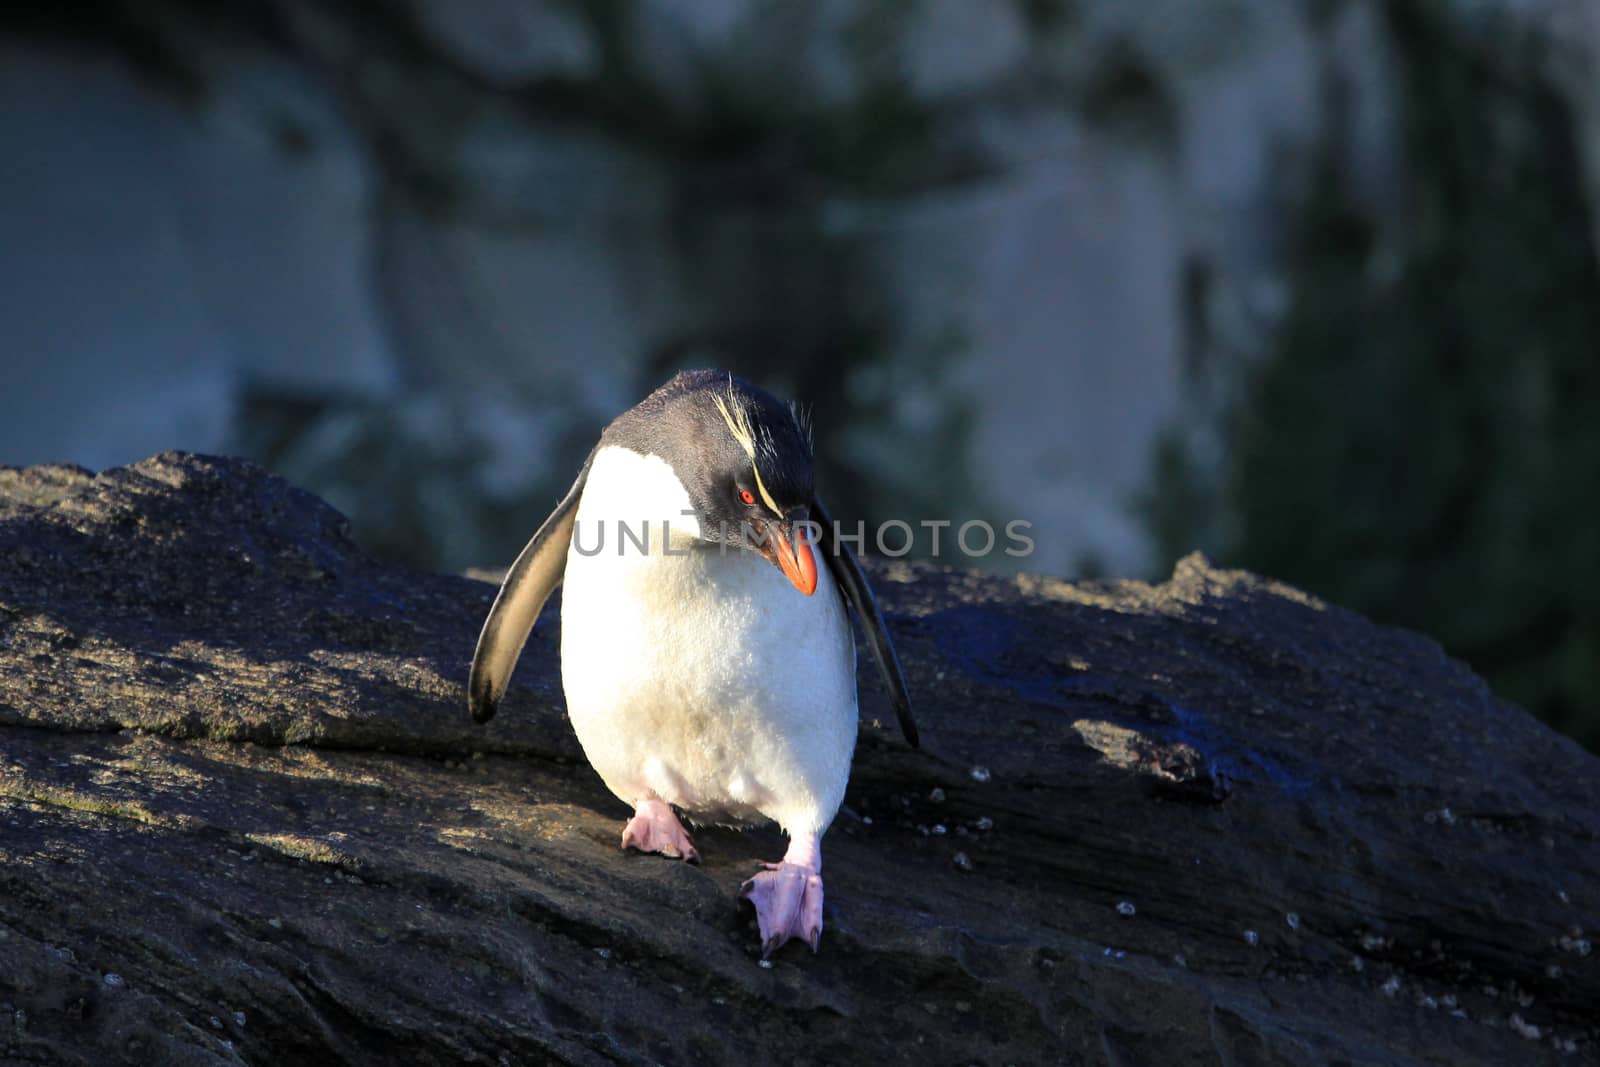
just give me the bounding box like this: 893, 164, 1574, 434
1, 452, 1596, 1065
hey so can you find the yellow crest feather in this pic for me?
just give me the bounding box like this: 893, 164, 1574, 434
712, 386, 783, 516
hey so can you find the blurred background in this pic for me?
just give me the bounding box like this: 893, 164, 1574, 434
2, 0, 1598, 749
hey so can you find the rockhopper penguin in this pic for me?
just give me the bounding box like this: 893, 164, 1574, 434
468, 369, 917, 957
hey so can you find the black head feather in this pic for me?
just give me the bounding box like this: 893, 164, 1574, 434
601, 370, 815, 540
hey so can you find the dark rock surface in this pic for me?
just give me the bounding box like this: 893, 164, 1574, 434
1, 451, 1596, 1066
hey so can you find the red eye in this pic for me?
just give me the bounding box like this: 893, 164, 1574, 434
739, 489, 756, 505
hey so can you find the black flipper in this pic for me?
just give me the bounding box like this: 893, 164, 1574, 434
468, 452, 594, 723
812, 495, 919, 748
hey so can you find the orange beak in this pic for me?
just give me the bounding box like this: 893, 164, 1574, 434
768, 521, 818, 596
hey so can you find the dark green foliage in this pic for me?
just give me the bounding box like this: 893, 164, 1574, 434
1153, 2, 1600, 748
1, 0, 284, 103
1016, 0, 1076, 36
1082, 44, 1175, 143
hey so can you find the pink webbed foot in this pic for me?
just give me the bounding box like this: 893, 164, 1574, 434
740, 862, 824, 958
620, 797, 700, 863
740, 832, 825, 958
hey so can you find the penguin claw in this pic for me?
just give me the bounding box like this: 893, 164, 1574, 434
740, 862, 823, 959
620, 798, 700, 863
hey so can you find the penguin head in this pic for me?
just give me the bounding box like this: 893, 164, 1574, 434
604, 370, 820, 595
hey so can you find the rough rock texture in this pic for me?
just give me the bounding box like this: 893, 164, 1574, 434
1, 452, 1596, 1065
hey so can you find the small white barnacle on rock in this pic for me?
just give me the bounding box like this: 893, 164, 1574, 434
969, 765, 992, 783
1116, 901, 1136, 917
102, 974, 124, 989
1509, 1013, 1541, 1041
1380, 976, 1401, 998
1285, 912, 1300, 930
928, 787, 945, 803
1243, 929, 1259, 947
952, 851, 973, 871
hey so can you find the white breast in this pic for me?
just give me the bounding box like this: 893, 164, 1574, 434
559, 445, 857, 837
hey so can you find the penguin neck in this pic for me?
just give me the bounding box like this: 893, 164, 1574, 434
576, 445, 704, 549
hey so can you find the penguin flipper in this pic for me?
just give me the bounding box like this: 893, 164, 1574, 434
468, 451, 594, 723
811, 495, 919, 748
